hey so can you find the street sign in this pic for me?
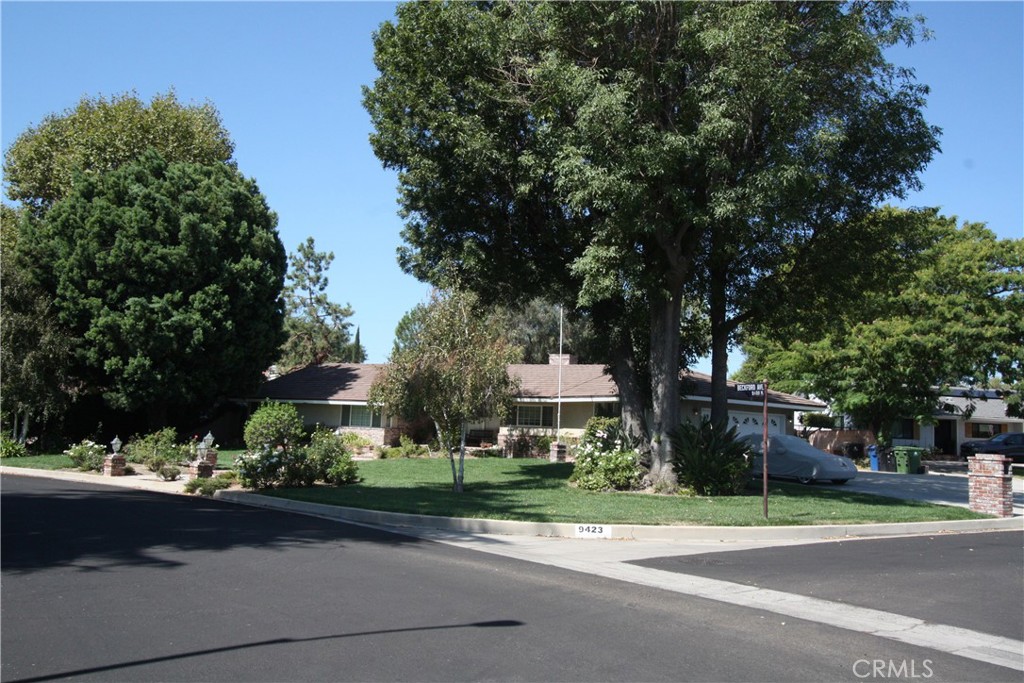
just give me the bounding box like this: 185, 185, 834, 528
736, 383, 765, 393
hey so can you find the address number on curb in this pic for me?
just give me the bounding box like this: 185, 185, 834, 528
575, 524, 612, 539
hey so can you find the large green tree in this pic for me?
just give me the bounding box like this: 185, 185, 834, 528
0, 205, 73, 440
736, 216, 1024, 440
4, 90, 233, 214
364, 1, 938, 485
278, 237, 362, 370
17, 150, 287, 426
369, 290, 521, 492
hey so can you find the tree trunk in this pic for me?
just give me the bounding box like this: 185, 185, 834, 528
18, 412, 30, 443
610, 336, 648, 454
438, 420, 460, 491
647, 289, 683, 488
456, 421, 467, 493
709, 259, 730, 427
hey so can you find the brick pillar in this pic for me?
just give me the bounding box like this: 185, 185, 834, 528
549, 442, 567, 462
190, 461, 214, 479
204, 448, 218, 467
968, 453, 1013, 517
103, 453, 126, 477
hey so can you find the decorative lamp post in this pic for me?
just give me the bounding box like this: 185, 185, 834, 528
191, 434, 214, 480
105, 436, 126, 477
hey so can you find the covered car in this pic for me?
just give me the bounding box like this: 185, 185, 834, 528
740, 434, 858, 484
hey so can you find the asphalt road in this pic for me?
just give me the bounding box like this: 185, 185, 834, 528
1, 475, 1018, 682
632, 531, 1024, 641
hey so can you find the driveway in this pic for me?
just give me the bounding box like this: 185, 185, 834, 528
822, 470, 1024, 514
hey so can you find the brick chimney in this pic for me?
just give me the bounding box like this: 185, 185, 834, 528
548, 354, 577, 365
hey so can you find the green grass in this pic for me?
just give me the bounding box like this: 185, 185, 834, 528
265, 457, 988, 527
2, 449, 244, 470
215, 449, 245, 468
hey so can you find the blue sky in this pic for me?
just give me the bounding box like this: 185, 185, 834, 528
3, 1, 1022, 372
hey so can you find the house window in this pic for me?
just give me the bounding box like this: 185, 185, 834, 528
513, 405, 554, 427
341, 405, 382, 428
594, 402, 620, 418
891, 419, 915, 440
969, 423, 1001, 439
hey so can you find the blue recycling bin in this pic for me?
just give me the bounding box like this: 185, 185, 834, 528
868, 444, 879, 471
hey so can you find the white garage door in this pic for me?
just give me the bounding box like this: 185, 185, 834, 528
701, 410, 786, 437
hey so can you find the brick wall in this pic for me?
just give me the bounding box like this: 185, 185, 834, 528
967, 453, 1013, 518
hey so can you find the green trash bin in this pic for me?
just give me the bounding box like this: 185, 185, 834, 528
894, 446, 911, 473
893, 446, 924, 474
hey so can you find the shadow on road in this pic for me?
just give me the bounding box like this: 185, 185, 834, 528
6, 619, 525, 683
1, 475, 424, 575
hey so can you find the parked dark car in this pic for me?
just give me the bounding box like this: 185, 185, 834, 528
960, 432, 1024, 463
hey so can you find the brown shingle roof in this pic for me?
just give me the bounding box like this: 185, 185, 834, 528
252, 362, 825, 410
509, 364, 618, 400
254, 363, 384, 402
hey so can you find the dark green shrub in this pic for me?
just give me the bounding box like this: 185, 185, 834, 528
243, 402, 304, 452
184, 476, 232, 496
64, 440, 106, 471
157, 465, 181, 481
325, 457, 360, 486
669, 419, 752, 496
0, 436, 29, 459
380, 434, 428, 459
124, 428, 178, 465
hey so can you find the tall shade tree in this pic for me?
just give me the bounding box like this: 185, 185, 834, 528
278, 237, 359, 370
364, 1, 939, 485
0, 205, 73, 440
17, 150, 287, 427
736, 216, 1024, 440
369, 290, 522, 492
4, 90, 234, 215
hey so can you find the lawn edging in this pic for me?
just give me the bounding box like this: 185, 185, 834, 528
213, 489, 1024, 541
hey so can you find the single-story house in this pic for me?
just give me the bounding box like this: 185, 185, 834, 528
249, 355, 826, 450
891, 387, 1023, 456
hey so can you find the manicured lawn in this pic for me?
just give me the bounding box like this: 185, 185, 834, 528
2, 449, 243, 470
266, 457, 989, 526
0, 454, 75, 470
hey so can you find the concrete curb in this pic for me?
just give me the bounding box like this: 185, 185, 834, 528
5, 466, 1020, 541
212, 489, 1024, 541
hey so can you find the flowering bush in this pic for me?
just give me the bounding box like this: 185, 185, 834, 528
234, 447, 285, 490
570, 418, 642, 492
234, 430, 360, 490
64, 440, 107, 471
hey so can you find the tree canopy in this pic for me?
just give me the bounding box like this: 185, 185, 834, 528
364, 1, 939, 486
16, 150, 287, 425
4, 90, 234, 214
369, 290, 521, 492
736, 215, 1024, 439
278, 237, 362, 370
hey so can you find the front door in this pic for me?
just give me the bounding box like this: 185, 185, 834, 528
935, 419, 956, 456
